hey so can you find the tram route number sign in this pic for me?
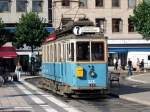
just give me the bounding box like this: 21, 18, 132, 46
73, 26, 100, 35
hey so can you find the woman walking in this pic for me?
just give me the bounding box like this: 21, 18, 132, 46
15, 62, 22, 81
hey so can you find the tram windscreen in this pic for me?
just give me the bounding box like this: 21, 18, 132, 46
76, 42, 90, 61
91, 42, 104, 61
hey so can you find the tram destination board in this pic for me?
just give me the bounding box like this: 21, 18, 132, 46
73, 26, 100, 35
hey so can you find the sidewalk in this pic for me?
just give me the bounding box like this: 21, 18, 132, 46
113, 71, 150, 107
0, 81, 32, 112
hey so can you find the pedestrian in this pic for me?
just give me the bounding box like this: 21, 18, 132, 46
113, 58, 117, 70
15, 62, 22, 81
140, 59, 144, 72
128, 58, 133, 76
136, 58, 140, 72
118, 58, 121, 70
114, 59, 118, 70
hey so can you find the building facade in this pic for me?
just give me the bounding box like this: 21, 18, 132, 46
52, 0, 150, 67
0, 0, 52, 71
0, 0, 49, 23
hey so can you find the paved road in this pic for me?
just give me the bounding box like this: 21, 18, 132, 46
0, 81, 81, 112
1, 73, 150, 112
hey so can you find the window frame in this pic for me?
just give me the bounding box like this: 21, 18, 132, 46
62, 0, 70, 7
79, 0, 88, 8
32, 0, 43, 13
91, 41, 105, 61
16, 0, 27, 12
128, 0, 136, 9
112, 18, 123, 33
76, 41, 90, 62
112, 0, 120, 8
75, 40, 106, 63
95, 18, 106, 33
95, 0, 104, 7
128, 18, 135, 32
0, 0, 10, 13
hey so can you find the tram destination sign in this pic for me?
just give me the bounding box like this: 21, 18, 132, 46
73, 26, 100, 35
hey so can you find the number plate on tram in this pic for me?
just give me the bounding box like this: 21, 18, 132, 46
88, 80, 96, 87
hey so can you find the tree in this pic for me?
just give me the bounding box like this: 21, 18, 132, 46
130, 0, 150, 39
15, 12, 49, 52
15, 12, 49, 75
0, 18, 10, 46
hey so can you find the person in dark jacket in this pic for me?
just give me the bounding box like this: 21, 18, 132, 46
140, 59, 144, 71
128, 58, 133, 76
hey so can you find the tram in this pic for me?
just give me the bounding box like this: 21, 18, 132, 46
41, 18, 108, 97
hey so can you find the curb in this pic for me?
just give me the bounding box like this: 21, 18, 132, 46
120, 94, 150, 106
126, 74, 150, 84
120, 74, 150, 106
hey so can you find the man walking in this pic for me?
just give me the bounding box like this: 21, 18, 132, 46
128, 58, 133, 76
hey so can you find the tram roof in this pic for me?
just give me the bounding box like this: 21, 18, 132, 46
44, 33, 106, 44
59, 34, 105, 40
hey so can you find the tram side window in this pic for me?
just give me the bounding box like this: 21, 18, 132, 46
76, 42, 90, 61
70, 43, 74, 61
58, 43, 61, 62
54, 44, 57, 62
50, 45, 53, 62
91, 42, 104, 61
47, 45, 50, 62
67, 43, 74, 61
45, 45, 48, 62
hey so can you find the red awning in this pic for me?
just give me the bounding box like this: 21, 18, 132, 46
0, 46, 17, 58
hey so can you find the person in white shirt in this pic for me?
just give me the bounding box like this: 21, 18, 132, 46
118, 58, 121, 70
15, 62, 22, 81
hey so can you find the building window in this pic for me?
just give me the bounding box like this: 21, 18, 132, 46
62, 0, 70, 7
112, 0, 120, 7
95, 18, 106, 32
112, 18, 122, 32
32, 0, 43, 12
16, 0, 27, 12
128, 0, 136, 8
0, 0, 10, 12
95, 0, 104, 7
79, 0, 87, 8
128, 19, 135, 32
61, 18, 72, 26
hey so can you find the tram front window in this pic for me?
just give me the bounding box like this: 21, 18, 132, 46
91, 42, 104, 61
77, 42, 90, 61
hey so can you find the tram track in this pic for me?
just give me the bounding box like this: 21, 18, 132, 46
25, 76, 150, 112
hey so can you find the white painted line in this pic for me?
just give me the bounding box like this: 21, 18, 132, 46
45, 96, 81, 112
16, 84, 58, 112
40, 105, 58, 112
23, 81, 82, 112
14, 106, 32, 109
17, 84, 45, 104
23, 81, 39, 91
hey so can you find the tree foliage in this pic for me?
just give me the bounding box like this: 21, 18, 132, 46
15, 12, 49, 52
0, 18, 10, 46
130, 0, 150, 39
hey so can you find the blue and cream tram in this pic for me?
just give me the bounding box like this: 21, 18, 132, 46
42, 19, 108, 96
